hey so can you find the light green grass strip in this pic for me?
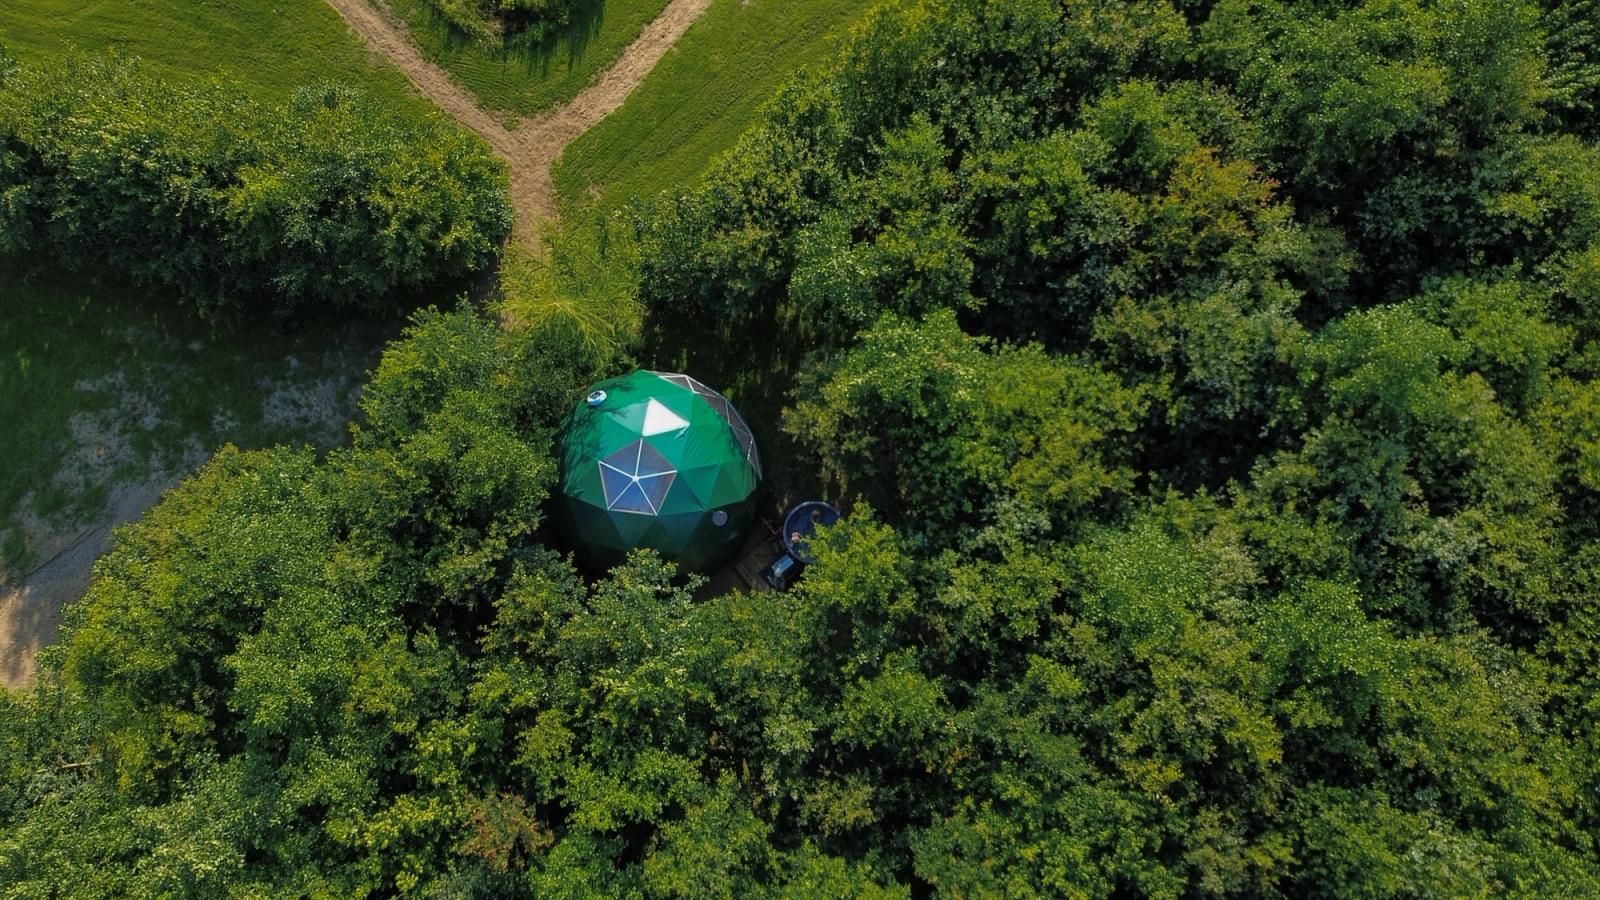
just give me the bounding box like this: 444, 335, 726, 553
0, 0, 428, 112
553, 0, 876, 215
385, 0, 672, 119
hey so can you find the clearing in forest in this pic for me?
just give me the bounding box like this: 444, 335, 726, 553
0, 266, 408, 689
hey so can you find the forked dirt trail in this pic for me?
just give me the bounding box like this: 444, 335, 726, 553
323, 0, 713, 247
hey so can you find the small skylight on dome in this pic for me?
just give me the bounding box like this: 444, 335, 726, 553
639, 398, 689, 436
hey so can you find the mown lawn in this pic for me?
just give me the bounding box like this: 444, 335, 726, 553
553, 0, 876, 214
384, 0, 671, 120
0, 263, 411, 574
0, 0, 427, 110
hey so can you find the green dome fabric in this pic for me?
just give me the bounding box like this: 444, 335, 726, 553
555, 370, 762, 572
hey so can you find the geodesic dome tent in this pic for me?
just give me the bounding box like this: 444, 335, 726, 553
554, 370, 762, 573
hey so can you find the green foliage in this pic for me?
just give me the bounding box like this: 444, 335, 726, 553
425, 0, 589, 43
61, 446, 332, 793
785, 310, 1144, 545
1201, 0, 1552, 294
636, 19, 1340, 479
1540, 0, 1600, 139
12, 0, 1600, 895
335, 307, 592, 616
619, 0, 1600, 888
1239, 290, 1566, 636
498, 215, 644, 363
0, 55, 511, 320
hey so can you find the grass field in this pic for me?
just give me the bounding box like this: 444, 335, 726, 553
0, 263, 411, 574
0, 0, 426, 110
384, 0, 671, 120
553, 0, 875, 214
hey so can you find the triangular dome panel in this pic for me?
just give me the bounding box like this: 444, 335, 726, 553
640, 398, 690, 436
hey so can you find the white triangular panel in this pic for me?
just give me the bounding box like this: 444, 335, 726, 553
640, 398, 689, 436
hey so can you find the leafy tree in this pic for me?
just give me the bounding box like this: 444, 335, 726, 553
1542, 0, 1600, 139
1200, 0, 1549, 294
0, 42, 30, 255
786, 310, 1143, 546
1239, 293, 1565, 637
61, 445, 331, 794
427, 0, 590, 43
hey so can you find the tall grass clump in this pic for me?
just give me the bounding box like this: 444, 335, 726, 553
498, 213, 642, 361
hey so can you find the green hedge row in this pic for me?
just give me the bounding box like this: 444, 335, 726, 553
0, 53, 512, 319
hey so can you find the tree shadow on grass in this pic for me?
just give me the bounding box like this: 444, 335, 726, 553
422, 0, 609, 80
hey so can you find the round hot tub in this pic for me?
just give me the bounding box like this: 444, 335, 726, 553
782, 501, 841, 565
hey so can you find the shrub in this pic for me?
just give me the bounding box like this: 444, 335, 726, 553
0, 55, 512, 320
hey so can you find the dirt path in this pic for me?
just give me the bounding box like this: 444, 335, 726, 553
323, 0, 713, 247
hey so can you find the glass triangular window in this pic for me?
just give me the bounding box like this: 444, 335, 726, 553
609, 481, 653, 515
598, 440, 678, 515
599, 461, 635, 505
636, 472, 675, 512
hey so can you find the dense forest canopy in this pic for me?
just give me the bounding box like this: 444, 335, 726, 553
5, 0, 1600, 895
